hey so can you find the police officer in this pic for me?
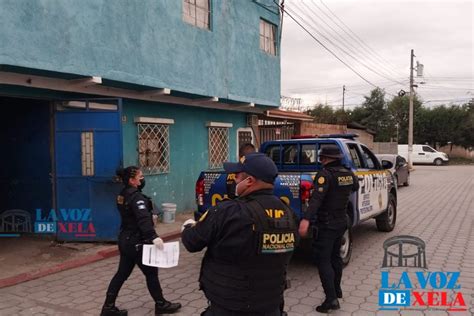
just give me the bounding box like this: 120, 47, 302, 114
182, 153, 297, 315
101, 166, 181, 316
298, 145, 359, 313
226, 143, 256, 199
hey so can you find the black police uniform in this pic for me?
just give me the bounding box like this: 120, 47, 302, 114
182, 189, 298, 316
103, 185, 178, 315
303, 160, 359, 302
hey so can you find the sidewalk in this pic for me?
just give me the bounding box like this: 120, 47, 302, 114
0, 212, 193, 288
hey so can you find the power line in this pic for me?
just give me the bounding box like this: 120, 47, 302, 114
307, 0, 404, 80
275, 2, 379, 88
318, 0, 406, 78
288, 3, 405, 86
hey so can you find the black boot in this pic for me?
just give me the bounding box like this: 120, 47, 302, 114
335, 286, 343, 298
155, 300, 182, 314
100, 304, 128, 316
315, 299, 340, 313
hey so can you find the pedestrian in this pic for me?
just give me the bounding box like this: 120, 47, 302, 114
101, 166, 181, 316
298, 145, 359, 313
181, 153, 297, 315
226, 143, 257, 199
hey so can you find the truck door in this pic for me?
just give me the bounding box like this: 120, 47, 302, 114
422, 145, 436, 163
359, 145, 389, 219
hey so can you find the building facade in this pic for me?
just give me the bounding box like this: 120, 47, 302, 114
0, 0, 282, 240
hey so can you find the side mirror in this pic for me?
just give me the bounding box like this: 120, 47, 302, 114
381, 160, 394, 169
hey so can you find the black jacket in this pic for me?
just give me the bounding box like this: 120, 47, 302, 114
182, 189, 297, 312
117, 186, 158, 243
304, 161, 359, 229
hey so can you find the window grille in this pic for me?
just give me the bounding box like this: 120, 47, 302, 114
208, 127, 229, 169
138, 124, 170, 174
183, 0, 210, 29
260, 19, 277, 55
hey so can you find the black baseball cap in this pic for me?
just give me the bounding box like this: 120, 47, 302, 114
223, 153, 278, 184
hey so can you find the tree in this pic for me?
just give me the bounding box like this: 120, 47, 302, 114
305, 104, 338, 124
387, 94, 423, 144
349, 88, 393, 142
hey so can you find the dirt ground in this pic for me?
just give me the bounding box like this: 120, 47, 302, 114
0, 211, 194, 280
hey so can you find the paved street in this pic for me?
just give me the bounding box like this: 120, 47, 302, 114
0, 165, 472, 316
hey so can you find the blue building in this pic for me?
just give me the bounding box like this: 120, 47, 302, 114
0, 0, 282, 240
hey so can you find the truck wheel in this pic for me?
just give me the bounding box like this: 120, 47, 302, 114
434, 158, 443, 166
341, 217, 353, 267
376, 194, 397, 232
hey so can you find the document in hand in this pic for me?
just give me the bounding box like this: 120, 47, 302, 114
142, 241, 180, 268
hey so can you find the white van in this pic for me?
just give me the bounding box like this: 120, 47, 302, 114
398, 144, 449, 166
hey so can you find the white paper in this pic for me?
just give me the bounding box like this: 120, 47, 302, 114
142, 242, 180, 268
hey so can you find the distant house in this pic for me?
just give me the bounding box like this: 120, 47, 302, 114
0, 0, 282, 240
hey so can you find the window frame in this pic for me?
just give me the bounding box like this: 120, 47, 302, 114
135, 117, 174, 175
360, 145, 382, 170
207, 122, 232, 169
183, 0, 211, 30
346, 143, 365, 169
259, 18, 277, 56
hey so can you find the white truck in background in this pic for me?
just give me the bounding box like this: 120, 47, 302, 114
398, 144, 449, 166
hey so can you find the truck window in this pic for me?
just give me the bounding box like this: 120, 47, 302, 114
264, 145, 281, 164
346, 143, 364, 168
360, 145, 380, 169
300, 144, 316, 164
422, 146, 436, 153
283, 145, 298, 165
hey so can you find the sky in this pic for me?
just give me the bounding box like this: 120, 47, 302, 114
280, 0, 473, 111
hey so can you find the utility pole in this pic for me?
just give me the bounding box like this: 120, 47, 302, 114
342, 85, 346, 111
408, 49, 414, 169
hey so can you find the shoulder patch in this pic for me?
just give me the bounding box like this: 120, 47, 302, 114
317, 176, 326, 185
117, 195, 124, 205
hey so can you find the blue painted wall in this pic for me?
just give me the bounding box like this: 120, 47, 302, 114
0, 0, 281, 106
122, 99, 247, 211
0, 97, 52, 226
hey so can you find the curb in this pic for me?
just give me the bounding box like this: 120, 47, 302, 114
0, 230, 182, 289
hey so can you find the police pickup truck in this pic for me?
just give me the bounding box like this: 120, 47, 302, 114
195, 134, 397, 265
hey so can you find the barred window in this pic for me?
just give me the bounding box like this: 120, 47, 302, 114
259, 19, 277, 55
137, 123, 170, 174
183, 0, 210, 29
207, 123, 231, 169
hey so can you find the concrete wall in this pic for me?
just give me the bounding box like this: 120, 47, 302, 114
347, 128, 374, 149
298, 122, 347, 135
0, 0, 280, 106
122, 100, 247, 211
372, 142, 398, 154
438, 145, 474, 159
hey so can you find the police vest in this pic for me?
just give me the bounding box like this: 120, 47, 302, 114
199, 194, 297, 312
316, 166, 354, 228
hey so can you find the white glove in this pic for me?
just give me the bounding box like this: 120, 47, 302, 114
152, 237, 164, 250
181, 219, 196, 232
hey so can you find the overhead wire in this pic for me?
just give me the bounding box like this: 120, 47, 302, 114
308, 0, 404, 80
274, 1, 380, 89
318, 0, 406, 79
288, 2, 405, 87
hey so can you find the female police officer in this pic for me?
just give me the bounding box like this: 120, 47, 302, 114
101, 166, 181, 316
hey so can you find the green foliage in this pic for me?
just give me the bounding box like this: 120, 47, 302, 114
304, 88, 473, 148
